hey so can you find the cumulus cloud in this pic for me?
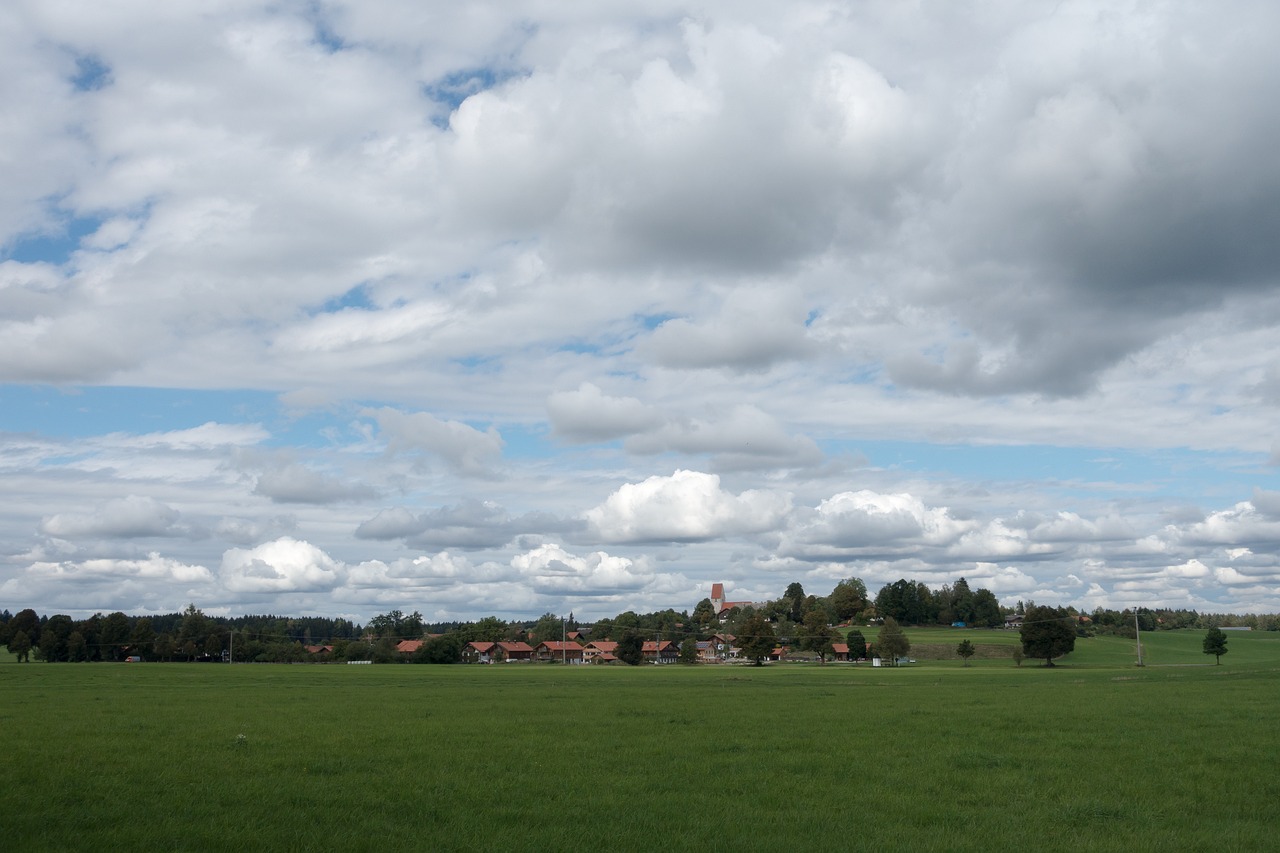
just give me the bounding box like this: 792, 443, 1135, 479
220, 537, 344, 593
254, 462, 376, 504
25, 553, 212, 584
511, 543, 652, 595
778, 490, 974, 561
585, 469, 790, 543
40, 496, 192, 539
366, 407, 503, 476
547, 383, 663, 443
5, 4, 1280, 619
644, 288, 816, 372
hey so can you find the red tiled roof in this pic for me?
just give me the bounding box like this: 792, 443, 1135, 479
587, 641, 618, 652
642, 640, 676, 653
396, 639, 424, 653
467, 641, 496, 652
537, 641, 583, 652
832, 643, 850, 654
711, 582, 725, 599
496, 641, 533, 653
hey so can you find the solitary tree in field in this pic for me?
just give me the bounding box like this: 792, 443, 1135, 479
1202, 627, 1229, 664
956, 639, 975, 666
1019, 606, 1075, 666
1011, 647, 1024, 667
876, 617, 911, 665
737, 613, 777, 666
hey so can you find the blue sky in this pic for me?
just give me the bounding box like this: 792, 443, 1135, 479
4, 1, 1280, 622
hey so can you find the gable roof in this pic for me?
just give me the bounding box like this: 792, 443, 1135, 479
537, 641, 584, 653
496, 641, 533, 653
396, 639, 424, 653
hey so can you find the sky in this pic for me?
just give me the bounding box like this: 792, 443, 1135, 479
4, 1, 1280, 624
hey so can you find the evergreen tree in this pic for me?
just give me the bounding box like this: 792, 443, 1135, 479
956, 639, 975, 666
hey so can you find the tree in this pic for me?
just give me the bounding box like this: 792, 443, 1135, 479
530, 612, 565, 645
99, 611, 131, 662
799, 610, 836, 663
616, 631, 644, 666
737, 613, 777, 666
679, 636, 699, 664
1020, 605, 1075, 666
415, 634, 463, 664
971, 588, 1002, 628
956, 639, 975, 667
692, 598, 717, 629
829, 578, 867, 622
783, 582, 806, 623
845, 629, 867, 661
1011, 647, 1024, 667
7, 629, 32, 662
875, 617, 910, 665
1202, 627, 1229, 665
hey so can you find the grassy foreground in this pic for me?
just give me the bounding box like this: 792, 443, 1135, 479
2, 631, 1278, 852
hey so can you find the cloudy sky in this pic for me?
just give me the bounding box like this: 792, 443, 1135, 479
4, 1, 1280, 623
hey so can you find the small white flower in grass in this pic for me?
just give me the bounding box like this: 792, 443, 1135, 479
234, 733, 247, 748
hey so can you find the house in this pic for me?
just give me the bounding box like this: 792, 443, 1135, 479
494, 641, 534, 662
396, 639, 424, 655
642, 640, 678, 664
1005, 614, 1024, 629
304, 644, 333, 656
583, 641, 618, 664
463, 641, 496, 663
535, 641, 585, 663
832, 643, 851, 661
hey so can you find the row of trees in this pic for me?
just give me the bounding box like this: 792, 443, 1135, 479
0, 576, 1260, 665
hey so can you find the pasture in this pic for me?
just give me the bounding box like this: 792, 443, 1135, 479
2, 630, 1278, 851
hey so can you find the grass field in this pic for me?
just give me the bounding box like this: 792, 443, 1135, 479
2, 630, 1278, 852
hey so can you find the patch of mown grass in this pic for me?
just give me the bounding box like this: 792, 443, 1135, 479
2, 646, 1278, 851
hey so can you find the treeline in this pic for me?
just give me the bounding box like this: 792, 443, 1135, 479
0, 605, 363, 664
4, 577, 1275, 664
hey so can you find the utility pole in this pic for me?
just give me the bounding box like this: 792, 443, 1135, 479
562, 617, 566, 664
1135, 611, 1143, 667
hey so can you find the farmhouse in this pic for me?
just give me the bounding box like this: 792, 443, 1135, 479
535, 641, 585, 663
642, 640, 678, 664
494, 641, 534, 661
463, 641, 496, 663
583, 640, 618, 663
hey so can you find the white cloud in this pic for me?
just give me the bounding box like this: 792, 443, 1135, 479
511, 543, 653, 595
585, 469, 790, 543
547, 382, 663, 443
26, 553, 212, 584
220, 537, 344, 593
366, 407, 503, 476
40, 495, 188, 539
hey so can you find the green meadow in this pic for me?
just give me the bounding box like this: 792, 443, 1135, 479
3, 630, 1278, 852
